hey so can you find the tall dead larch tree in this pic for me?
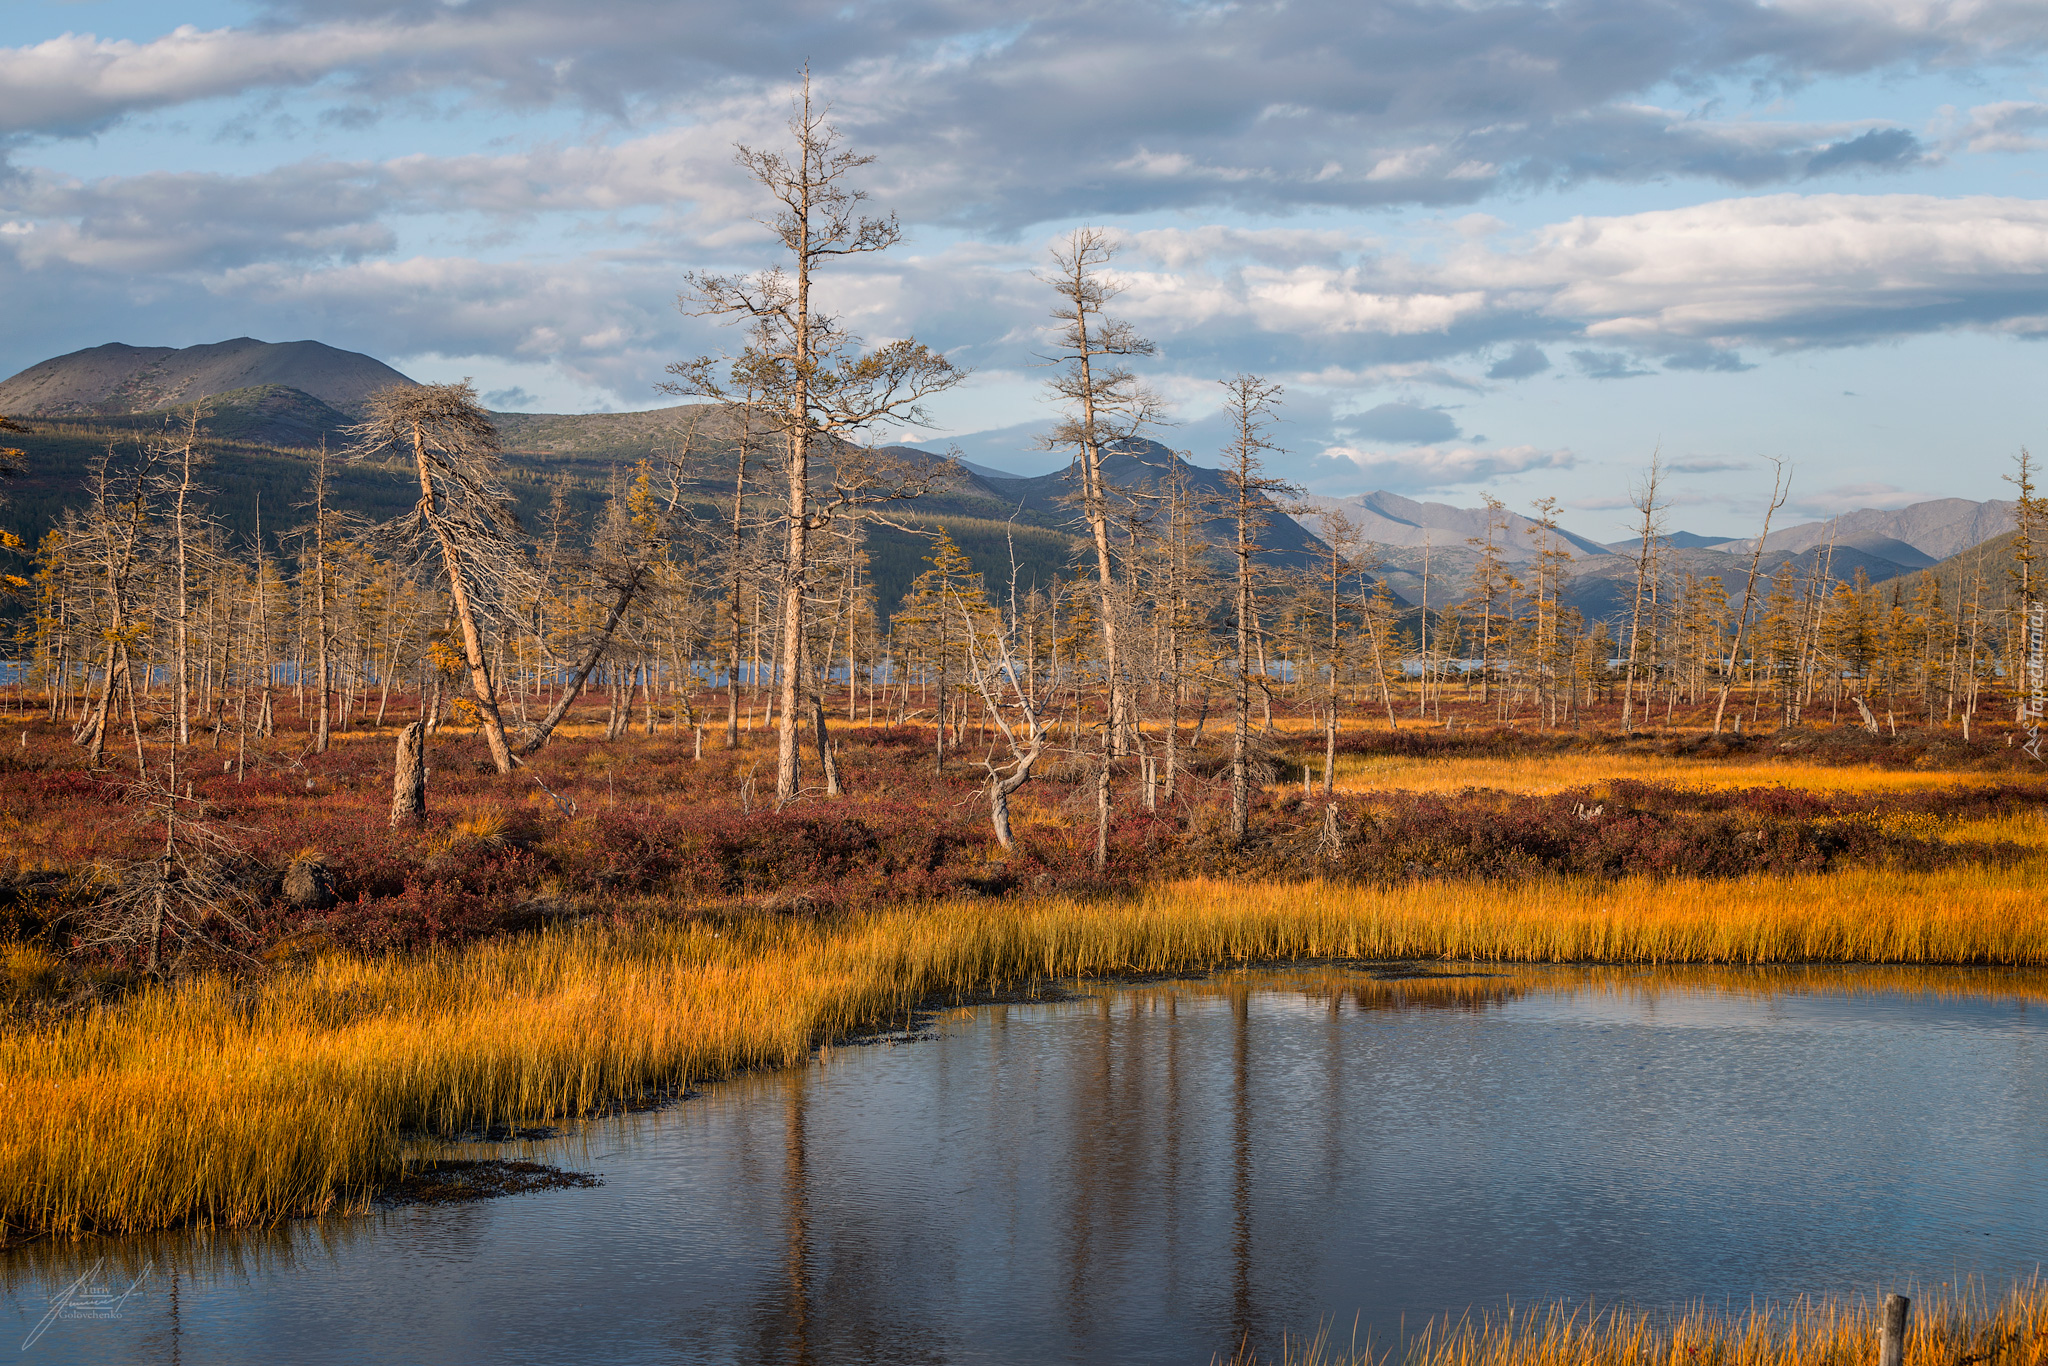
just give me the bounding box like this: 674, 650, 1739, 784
671, 73, 963, 804
1620, 453, 1664, 735
1219, 374, 1292, 845
1041, 227, 1164, 760
71, 445, 158, 772
296, 438, 337, 755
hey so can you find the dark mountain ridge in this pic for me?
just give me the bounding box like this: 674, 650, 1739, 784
0, 338, 417, 420
71, 384, 360, 449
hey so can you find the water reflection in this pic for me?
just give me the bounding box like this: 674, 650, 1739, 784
5, 965, 2045, 1365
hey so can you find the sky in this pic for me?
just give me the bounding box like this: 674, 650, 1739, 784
4, 0, 2048, 540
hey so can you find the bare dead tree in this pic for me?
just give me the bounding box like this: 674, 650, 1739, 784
954, 533, 1053, 850
722, 393, 764, 748
669, 73, 965, 803
518, 425, 703, 757
1040, 227, 1166, 759
142, 408, 212, 748
1464, 494, 1509, 709
1219, 375, 1295, 845
70, 444, 159, 772
84, 751, 258, 976
293, 438, 338, 755
1315, 507, 1364, 797
347, 382, 536, 775
1620, 451, 1664, 735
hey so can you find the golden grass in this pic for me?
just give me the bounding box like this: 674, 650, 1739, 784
1330, 752, 2030, 796
8, 864, 2048, 1240
1229, 1280, 2048, 1366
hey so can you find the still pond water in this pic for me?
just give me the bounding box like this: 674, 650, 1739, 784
6, 965, 2046, 1365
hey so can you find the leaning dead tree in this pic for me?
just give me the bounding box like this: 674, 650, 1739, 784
1711, 457, 1788, 735
348, 382, 534, 775
518, 425, 703, 757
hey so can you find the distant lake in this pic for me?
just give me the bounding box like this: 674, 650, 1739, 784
7, 965, 2045, 1364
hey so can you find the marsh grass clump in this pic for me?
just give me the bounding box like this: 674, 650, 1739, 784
0, 943, 64, 1005
1224, 1280, 2048, 1366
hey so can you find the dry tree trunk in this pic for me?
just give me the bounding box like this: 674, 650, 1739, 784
411, 422, 513, 773
1713, 461, 1788, 735
391, 721, 427, 827
172, 414, 200, 746
1094, 750, 1112, 871
311, 442, 332, 755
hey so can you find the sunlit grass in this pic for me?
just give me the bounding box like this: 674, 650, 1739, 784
1228, 1280, 2048, 1366
1331, 752, 2029, 796
1117, 870, 2048, 967
8, 862, 2048, 1239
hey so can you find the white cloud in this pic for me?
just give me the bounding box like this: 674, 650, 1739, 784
1503, 193, 2048, 346
1936, 100, 2048, 154
1103, 193, 2048, 363
0, 22, 448, 135
1314, 442, 1576, 494
200, 254, 692, 400
0, 0, 1985, 223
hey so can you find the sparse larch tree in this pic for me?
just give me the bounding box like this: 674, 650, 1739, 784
1620, 453, 1663, 734
1041, 227, 1165, 760
672, 73, 963, 803
1218, 374, 1293, 845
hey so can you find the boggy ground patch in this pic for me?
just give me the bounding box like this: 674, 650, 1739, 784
381, 1160, 601, 1207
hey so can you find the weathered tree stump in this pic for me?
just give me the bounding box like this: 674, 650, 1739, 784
391, 720, 427, 828
282, 854, 336, 910
1879, 1294, 1910, 1366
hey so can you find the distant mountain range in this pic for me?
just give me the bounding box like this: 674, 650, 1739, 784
951, 437, 1327, 569
1296, 490, 1613, 563
1699, 498, 2014, 565
1290, 485, 2020, 626
0, 337, 2019, 623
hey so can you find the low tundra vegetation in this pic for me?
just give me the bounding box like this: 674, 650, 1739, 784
0, 709, 2039, 989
